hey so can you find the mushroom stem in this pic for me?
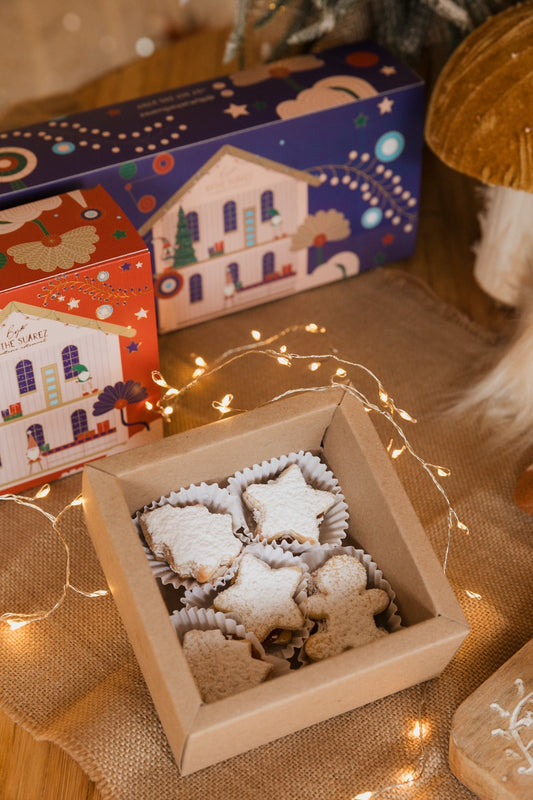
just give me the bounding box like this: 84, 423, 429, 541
474, 185, 533, 307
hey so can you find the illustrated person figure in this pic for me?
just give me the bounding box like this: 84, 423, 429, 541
26, 432, 42, 473
72, 363, 97, 395
224, 266, 236, 303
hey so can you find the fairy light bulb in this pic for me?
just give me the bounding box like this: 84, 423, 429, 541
457, 521, 469, 534
7, 619, 30, 631
194, 356, 207, 368
335, 367, 347, 378
354, 792, 373, 800
33, 484, 51, 499
466, 589, 482, 600
212, 394, 234, 414
308, 362, 321, 372
398, 408, 417, 423
152, 371, 169, 387
192, 367, 205, 379
391, 445, 405, 459
251, 329, 261, 341
397, 768, 416, 785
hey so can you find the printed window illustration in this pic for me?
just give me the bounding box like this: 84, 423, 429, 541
189, 274, 203, 303
27, 423, 45, 450
62, 344, 80, 380
261, 190, 274, 222
262, 251, 275, 279
186, 211, 200, 242
223, 201, 237, 233
227, 262, 239, 284
16, 359, 36, 394
71, 408, 89, 439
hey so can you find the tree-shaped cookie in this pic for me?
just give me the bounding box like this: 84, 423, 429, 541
139, 503, 242, 583
182, 628, 272, 703
243, 463, 336, 545
304, 554, 389, 661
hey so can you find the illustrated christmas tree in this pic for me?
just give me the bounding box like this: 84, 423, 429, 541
173, 207, 197, 268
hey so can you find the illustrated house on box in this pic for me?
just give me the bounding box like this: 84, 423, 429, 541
142, 145, 321, 332
0, 302, 140, 488
0, 185, 161, 495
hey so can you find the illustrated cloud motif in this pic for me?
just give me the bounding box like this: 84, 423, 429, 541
276, 75, 378, 119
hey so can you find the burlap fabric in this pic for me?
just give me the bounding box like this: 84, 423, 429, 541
1, 268, 531, 800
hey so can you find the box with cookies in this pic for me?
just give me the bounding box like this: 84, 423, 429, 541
82, 388, 469, 774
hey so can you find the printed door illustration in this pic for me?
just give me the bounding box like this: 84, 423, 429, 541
41, 364, 62, 408
244, 208, 256, 247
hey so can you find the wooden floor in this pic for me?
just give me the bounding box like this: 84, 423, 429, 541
0, 24, 511, 800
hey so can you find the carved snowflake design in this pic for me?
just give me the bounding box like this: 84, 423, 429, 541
491, 678, 533, 776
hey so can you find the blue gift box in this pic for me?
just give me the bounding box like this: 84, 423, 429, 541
0, 41, 424, 332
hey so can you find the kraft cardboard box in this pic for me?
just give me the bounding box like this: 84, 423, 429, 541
0, 185, 162, 495
82, 389, 468, 774
0, 42, 424, 333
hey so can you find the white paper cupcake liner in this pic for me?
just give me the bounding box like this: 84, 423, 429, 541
227, 450, 349, 553
134, 481, 247, 593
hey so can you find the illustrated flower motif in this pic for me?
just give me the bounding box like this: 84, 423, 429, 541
92, 380, 150, 431
7, 223, 98, 272
291, 209, 350, 267
0, 195, 62, 234
230, 54, 324, 89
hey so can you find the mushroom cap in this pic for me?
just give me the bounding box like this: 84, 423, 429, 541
425, 2, 533, 191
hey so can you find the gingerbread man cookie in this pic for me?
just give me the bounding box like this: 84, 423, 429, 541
304, 554, 389, 661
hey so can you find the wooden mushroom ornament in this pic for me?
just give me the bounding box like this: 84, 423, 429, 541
425, 2, 533, 307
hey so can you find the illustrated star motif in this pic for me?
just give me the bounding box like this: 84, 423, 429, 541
224, 103, 249, 119
120, 261, 131, 271
377, 97, 394, 115
126, 340, 140, 353
243, 463, 335, 545
213, 553, 304, 641
354, 113, 368, 128
135, 261, 144, 269
380, 65, 397, 76
112, 229, 127, 240
67, 298, 80, 309
134, 307, 148, 319
56, 294, 65, 302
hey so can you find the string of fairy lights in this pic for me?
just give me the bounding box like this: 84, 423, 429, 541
1, 322, 469, 798
0, 486, 107, 630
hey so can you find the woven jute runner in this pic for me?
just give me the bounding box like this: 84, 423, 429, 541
1, 268, 531, 800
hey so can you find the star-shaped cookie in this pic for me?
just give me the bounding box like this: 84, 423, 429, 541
243, 463, 336, 545
213, 553, 304, 641
140, 503, 242, 583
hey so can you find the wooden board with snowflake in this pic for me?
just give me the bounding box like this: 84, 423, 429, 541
449, 638, 533, 800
